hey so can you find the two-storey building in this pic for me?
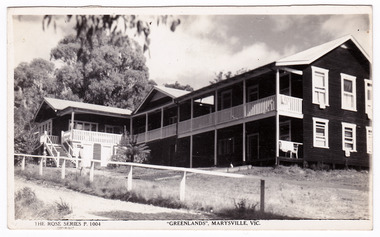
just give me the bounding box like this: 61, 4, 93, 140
34, 35, 372, 169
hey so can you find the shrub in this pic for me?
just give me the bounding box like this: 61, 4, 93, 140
14, 187, 72, 220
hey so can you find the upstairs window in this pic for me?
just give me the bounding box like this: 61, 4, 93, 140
364, 79, 373, 119
341, 73, 357, 111
312, 66, 329, 108
366, 126, 373, 154
105, 125, 123, 134
342, 122, 357, 152
69, 120, 98, 132
220, 90, 232, 110
247, 85, 259, 102
313, 117, 329, 148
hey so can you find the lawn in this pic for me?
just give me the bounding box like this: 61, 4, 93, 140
14, 163, 370, 220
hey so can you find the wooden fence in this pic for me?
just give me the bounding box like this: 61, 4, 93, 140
14, 153, 266, 212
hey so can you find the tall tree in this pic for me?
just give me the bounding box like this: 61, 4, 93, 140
164, 81, 194, 91
43, 15, 181, 53
14, 58, 58, 153
51, 32, 152, 109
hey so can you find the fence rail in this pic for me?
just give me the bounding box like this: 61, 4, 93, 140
14, 153, 268, 209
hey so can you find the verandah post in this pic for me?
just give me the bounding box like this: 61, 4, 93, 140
127, 166, 133, 191
179, 171, 187, 202
275, 69, 280, 166
61, 158, 66, 179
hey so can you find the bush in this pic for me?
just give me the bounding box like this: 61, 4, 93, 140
14, 187, 72, 220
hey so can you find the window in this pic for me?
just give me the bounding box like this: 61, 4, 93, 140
341, 122, 356, 152
220, 90, 232, 109
280, 73, 291, 95
366, 126, 372, 154
168, 116, 177, 125
312, 66, 329, 108
38, 119, 52, 135
69, 120, 98, 132
280, 120, 291, 141
313, 117, 329, 148
341, 73, 357, 111
105, 125, 123, 134
218, 137, 234, 155
247, 85, 259, 102
364, 79, 373, 119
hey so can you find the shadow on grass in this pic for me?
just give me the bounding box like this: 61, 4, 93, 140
215, 208, 302, 220
92, 209, 300, 220
91, 210, 215, 220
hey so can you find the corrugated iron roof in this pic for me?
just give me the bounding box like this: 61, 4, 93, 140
44, 97, 132, 115
154, 86, 190, 98
276, 35, 371, 66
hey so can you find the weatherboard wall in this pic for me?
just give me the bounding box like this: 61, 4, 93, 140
302, 44, 371, 167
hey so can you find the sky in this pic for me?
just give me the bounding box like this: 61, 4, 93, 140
11, 7, 371, 90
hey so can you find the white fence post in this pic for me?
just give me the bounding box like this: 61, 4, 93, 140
89, 161, 94, 182
127, 166, 133, 191
21, 156, 25, 171
61, 159, 66, 179
179, 171, 187, 202
56, 152, 60, 168
75, 155, 79, 168
39, 156, 44, 176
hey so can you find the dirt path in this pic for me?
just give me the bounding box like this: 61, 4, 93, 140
14, 177, 197, 220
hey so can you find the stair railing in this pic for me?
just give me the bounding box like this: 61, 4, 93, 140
61, 131, 79, 168
43, 131, 60, 167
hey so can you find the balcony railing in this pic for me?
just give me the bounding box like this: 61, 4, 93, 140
162, 124, 177, 137
135, 94, 302, 143
278, 94, 302, 115
71, 129, 122, 144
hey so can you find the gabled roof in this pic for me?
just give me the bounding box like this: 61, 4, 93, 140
133, 86, 190, 114
40, 97, 132, 116
276, 35, 371, 66
154, 86, 190, 98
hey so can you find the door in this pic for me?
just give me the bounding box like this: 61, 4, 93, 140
81, 143, 93, 167
247, 133, 259, 161
101, 145, 112, 167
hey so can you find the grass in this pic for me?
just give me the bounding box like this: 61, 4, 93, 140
15, 187, 72, 220
15, 164, 370, 220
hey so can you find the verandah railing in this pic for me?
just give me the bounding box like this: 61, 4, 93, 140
135, 94, 302, 143
71, 129, 122, 144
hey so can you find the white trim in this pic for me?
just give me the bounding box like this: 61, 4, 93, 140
311, 66, 329, 108
341, 122, 357, 152
278, 67, 303, 75
366, 126, 373, 154
364, 79, 373, 119
276, 35, 371, 66
341, 73, 357, 111
312, 117, 329, 149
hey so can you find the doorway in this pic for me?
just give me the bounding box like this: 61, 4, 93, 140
247, 133, 259, 161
